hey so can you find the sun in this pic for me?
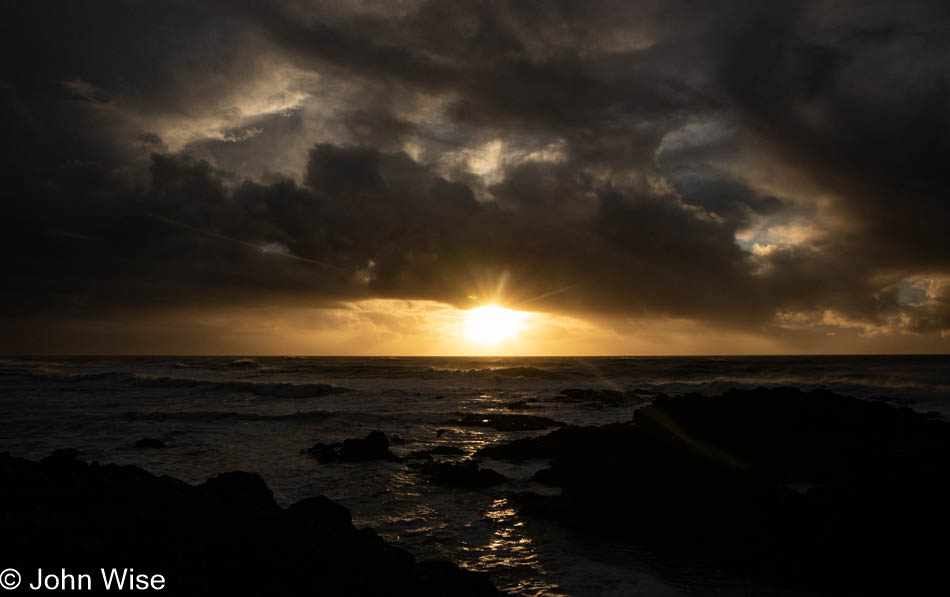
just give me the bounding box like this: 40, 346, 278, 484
463, 305, 529, 344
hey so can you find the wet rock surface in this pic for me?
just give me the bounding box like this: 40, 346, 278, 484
306, 430, 401, 463
503, 398, 540, 410
134, 437, 167, 449
0, 450, 499, 596
407, 445, 467, 459
414, 459, 508, 489
484, 387, 950, 595
549, 387, 645, 408
474, 422, 631, 461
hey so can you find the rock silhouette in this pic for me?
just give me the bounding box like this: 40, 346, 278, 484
483, 387, 950, 595
134, 437, 166, 449
503, 399, 539, 410
307, 430, 401, 463
550, 388, 644, 408
415, 459, 508, 489
407, 445, 467, 459
0, 450, 498, 596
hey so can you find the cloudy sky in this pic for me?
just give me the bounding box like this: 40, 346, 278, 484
2, 0, 949, 355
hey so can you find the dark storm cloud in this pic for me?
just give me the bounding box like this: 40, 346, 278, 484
0, 145, 759, 323
2, 1, 241, 166
2, 0, 950, 348
709, 0, 950, 331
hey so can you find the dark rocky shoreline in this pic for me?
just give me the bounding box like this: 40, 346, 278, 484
479, 387, 950, 595
4, 386, 949, 596
0, 450, 498, 596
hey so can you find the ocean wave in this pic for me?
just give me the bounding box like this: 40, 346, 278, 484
227, 358, 261, 369
126, 376, 351, 398
420, 366, 571, 380
124, 410, 333, 423
40, 371, 131, 383
8, 369, 351, 398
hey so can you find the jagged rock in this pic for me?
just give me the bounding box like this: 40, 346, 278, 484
49, 447, 80, 460
454, 413, 566, 431
288, 495, 353, 529
504, 399, 539, 410
306, 430, 401, 463
201, 471, 276, 509
484, 387, 950, 595
0, 452, 499, 596
134, 437, 167, 449
550, 388, 642, 408
475, 423, 630, 460
415, 459, 508, 489
341, 430, 393, 461
407, 445, 467, 459
306, 442, 341, 462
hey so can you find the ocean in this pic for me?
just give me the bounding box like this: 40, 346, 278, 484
2, 355, 948, 596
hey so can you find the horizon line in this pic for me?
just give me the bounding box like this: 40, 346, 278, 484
3, 353, 949, 358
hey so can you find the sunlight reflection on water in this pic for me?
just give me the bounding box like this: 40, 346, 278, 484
465, 498, 564, 596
